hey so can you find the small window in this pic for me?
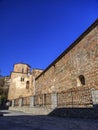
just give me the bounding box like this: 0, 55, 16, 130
21, 77, 24, 82
26, 81, 29, 89
20, 77, 22, 81
79, 75, 85, 85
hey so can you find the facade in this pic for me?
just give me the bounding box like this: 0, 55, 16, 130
8, 19, 98, 111
8, 63, 43, 100
8, 63, 32, 100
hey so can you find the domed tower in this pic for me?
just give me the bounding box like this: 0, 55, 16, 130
8, 63, 33, 100
14, 63, 31, 74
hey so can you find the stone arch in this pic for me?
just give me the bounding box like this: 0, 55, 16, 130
26, 81, 29, 89
79, 75, 85, 85
77, 75, 85, 87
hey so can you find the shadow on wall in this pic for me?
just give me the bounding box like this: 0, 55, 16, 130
48, 105, 98, 119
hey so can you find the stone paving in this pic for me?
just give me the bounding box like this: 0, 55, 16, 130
0, 110, 98, 130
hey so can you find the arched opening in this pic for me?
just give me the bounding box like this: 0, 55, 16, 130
26, 81, 29, 89
77, 75, 85, 87
79, 75, 85, 85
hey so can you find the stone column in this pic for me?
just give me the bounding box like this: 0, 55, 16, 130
11, 100, 15, 107
51, 93, 58, 109
19, 98, 23, 107
30, 96, 35, 107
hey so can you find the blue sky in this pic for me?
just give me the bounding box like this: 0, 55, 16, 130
0, 0, 98, 76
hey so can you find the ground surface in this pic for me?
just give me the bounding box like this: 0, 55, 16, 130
0, 110, 98, 130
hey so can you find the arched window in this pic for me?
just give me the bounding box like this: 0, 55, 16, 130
79, 75, 85, 85
26, 81, 29, 89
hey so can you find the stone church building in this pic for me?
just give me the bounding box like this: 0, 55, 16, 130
8, 63, 43, 100
8, 19, 98, 114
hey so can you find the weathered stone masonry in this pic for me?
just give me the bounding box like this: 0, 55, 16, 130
34, 20, 98, 107
35, 22, 98, 94
8, 19, 98, 112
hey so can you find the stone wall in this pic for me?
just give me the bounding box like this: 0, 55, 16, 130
32, 69, 43, 78
57, 87, 92, 108
35, 25, 98, 98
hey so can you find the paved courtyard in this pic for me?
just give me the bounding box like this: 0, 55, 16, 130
0, 110, 98, 130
